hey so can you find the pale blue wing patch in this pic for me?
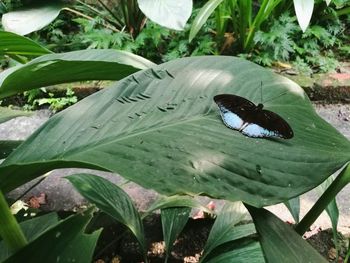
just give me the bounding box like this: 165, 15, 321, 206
218, 105, 243, 130
242, 123, 282, 138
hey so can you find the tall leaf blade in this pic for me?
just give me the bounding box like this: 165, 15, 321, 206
0, 49, 155, 99
246, 205, 327, 263
1, 2, 63, 35
293, 0, 314, 32
284, 197, 300, 223
0, 56, 349, 207
138, 0, 192, 30
66, 173, 147, 256
161, 207, 191, 262
205, 240, 264, 263
145, 195, 212, 216
0, 31, 52, 57
189, 0, 225, 41
316, 175, 339, 248
201, 202, 255, 262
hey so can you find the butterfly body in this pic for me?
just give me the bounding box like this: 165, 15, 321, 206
214, 94, 293, 139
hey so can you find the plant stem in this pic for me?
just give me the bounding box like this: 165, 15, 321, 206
63, 7, 120, 33
324, 6, 350, 19
0, 191, 27, 252
344, 238, 350, 263
120, 0, 130, 31
295, 164, 350, 235
96, 0, 124, 29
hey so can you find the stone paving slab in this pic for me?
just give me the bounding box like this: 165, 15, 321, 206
283, 63, 350, 103
0, 104, 349, 234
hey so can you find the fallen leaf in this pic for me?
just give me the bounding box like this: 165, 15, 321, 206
27, 193, 46, 209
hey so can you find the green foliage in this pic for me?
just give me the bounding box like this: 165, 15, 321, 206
130, 20, 215, 63
252, 11, 348, 74
68, 14, 215, 64
24, 87, 77, 112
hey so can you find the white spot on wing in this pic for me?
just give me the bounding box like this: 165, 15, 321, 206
219, 106, 243, 130
242, 123, 281, 138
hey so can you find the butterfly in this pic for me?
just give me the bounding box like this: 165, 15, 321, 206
213, 94, 293, 139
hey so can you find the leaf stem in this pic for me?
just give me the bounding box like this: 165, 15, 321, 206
0, 190, 27, 252
295, 164, 350, 235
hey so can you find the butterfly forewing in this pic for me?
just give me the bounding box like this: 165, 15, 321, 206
214, 94, 256, 130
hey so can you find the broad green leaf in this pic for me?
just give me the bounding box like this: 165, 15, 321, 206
137, 0, 192, 30
161, 207, 191, 262
205, 240, 264, 263
0, 213, 58, 261
145, 195, 212, 216
0, 49, 155, 99
0, 56, 349, 207
0, 107, 31, 123
284, 197, 300, 223
189, 0, 225, 42
1, 2, 63, 36
3, 208, 100, 263
0, 31, 51, 57
66, 173, 147, 256
201, 202, 255, 262
247, 205, 327, 263
293, 0, 314, 32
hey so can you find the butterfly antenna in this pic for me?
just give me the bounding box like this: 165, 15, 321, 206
263, 90, 289, 104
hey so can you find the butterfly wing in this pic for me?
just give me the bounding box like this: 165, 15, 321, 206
242, 109, 294, 139
213, 94, 256, 130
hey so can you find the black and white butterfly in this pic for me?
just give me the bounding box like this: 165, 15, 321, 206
213, 94, 293, 139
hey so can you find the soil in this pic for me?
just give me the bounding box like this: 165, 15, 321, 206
91, 213, 350, 263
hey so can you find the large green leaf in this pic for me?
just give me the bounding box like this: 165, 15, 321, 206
247, 205, 327, 263
137, 0, 192, 30
66, 173, 147, 257
201, 202, 256, 262
0, 56, 349, 207
0, 49, 155, 99
0, 31, 51, 57
3, 208, 100, 263
1, 2, 63, 36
